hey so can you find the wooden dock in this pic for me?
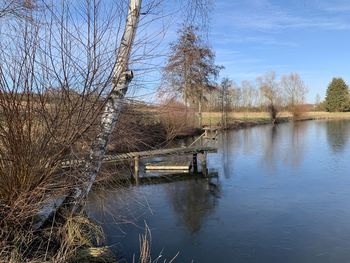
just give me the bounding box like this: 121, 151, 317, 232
61, 146, 217, 183
102, 146, 217, 163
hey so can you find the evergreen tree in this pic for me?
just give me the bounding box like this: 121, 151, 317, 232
161, 25, 222, 126
325, 78, 350, 112
161, 26, 222, 124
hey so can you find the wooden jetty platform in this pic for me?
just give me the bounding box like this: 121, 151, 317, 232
61, 146, 217, 184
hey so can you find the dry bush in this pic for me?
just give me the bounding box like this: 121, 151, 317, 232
108, 103, 167, 154
0, 88, 104, 263
0, 0, 126, 261
289, 104, 308, 119
158, 100, 198, 140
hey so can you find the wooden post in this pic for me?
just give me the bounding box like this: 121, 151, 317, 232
200, 152, 208, 176
134, 155, 140, 184
192, 153, 198, 174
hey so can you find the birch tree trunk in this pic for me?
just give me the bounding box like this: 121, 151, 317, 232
36, 0, 142, 227
70, 0, 142, 212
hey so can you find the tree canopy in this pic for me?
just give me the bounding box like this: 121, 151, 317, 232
325, 78, 350, 112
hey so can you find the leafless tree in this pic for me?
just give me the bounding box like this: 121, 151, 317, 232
241, 80, 258, 111
0, 0, 152, 260
230, 84, 242, 110
281, 73, 308, 118
257, 71, 282, 123
68, 0, 142, 214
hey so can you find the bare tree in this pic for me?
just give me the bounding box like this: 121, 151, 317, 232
241, 80, 257, 111
0, 0, 146, 260
281, 73, 308, 118
230, 84, 242, 110
257, 71, 281, 124
68, 0, 142, 214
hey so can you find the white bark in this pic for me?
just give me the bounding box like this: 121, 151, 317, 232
35, 0, 142, 228
71, 0, 143, 212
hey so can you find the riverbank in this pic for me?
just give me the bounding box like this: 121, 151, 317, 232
200, 111, 350, 130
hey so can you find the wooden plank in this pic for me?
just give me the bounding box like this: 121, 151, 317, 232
146, 161, 191, 171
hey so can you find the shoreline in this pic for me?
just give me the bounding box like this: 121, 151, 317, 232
197, 111, 350, 133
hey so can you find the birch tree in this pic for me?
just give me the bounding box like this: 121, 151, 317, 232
0, 0, 144, 231
34, 0, 144, 223
68, 0, 142, 213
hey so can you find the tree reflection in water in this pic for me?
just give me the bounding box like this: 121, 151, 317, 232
261, 122, 308, 170
261, 125, 279, 170
326, 120, 350, 153
164, 175, 220, 234
221, 130, 235, 179
285, 122, 307, 167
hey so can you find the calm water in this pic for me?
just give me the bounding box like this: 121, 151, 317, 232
88, 120, 350, 263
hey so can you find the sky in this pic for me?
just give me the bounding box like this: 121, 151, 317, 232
209, 0, 350, 103
130, 0, 350, 103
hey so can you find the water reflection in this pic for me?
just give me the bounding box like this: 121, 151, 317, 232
88, 120, 350, 263
261, 125, 279, 171
326, 120, 350, 153
164, 176, 220, 234
260, 122, 308, 171
286, 122, 307, 167
221, 131, 234, 179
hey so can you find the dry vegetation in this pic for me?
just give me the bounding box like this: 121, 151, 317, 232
157, 100, 200, 140
0, 0, 164, 261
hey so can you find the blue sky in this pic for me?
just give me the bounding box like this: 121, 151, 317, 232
209, 0, 350, 103
131, 0, 350, 103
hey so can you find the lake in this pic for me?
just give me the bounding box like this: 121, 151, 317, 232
88, 120, 350, 263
